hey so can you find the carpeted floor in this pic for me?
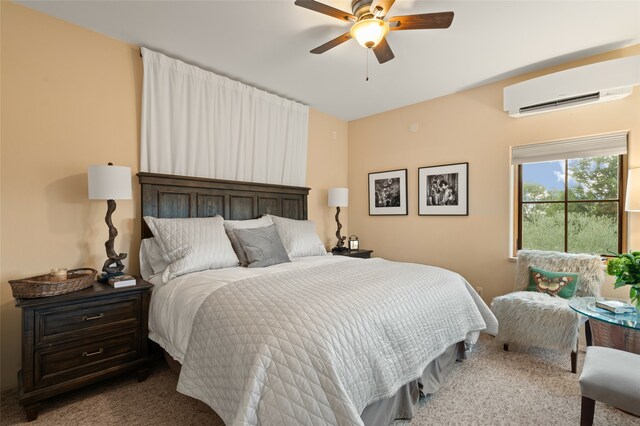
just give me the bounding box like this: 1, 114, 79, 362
1, 335, 638, 425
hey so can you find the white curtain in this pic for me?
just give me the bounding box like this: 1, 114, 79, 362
140, 48, 309, 186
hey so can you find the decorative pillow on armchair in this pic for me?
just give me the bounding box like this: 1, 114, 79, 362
527, 266, 579, 299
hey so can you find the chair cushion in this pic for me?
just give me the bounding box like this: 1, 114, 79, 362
527, 267, 579, 299
491, 291, 580, 352
579, 346, 640, 416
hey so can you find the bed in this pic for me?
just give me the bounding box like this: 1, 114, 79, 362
138, 172, 498, 426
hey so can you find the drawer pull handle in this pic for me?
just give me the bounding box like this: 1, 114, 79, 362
82, 348, 104, 357
83, 313, 104, 321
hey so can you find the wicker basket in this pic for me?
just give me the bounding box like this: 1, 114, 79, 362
9, 268, 97, 298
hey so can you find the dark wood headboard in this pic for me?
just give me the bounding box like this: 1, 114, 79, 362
138, 172, 310, 239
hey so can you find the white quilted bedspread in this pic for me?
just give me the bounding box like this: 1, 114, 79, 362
176, 258, 497, 426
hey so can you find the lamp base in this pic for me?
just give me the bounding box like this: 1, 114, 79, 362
331, 247, 348, 253
97, 271, 125, 283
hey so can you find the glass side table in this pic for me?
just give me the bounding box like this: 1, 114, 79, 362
569, 297, 640, 354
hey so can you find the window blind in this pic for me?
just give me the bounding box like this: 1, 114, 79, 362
511, 131, 628, 165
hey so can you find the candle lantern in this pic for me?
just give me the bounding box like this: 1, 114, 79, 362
348, 235, 359, 251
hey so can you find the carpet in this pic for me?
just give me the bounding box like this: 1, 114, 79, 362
1, 335, 638, 425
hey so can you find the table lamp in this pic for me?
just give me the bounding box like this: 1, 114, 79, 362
88, 163, 132, 282
626, 168, 640, 212
328, 188, 348, 253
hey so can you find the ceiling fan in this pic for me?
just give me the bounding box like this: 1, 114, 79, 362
294, 0, 454, 64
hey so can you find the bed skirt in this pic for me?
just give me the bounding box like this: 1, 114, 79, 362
163, 340, 466, 425
360, 341, 465, 424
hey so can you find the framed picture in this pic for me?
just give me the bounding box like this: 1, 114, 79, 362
368, 169, 408, 216
418, 162, 468, 216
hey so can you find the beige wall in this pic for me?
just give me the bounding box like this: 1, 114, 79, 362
0, 2, 347, 391
307, 109, 349, 248
1, 2, 142, 392
348, 45, 640, 305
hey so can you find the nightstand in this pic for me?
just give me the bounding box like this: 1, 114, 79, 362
15, 278, 153, 421
333, 249, 373, 259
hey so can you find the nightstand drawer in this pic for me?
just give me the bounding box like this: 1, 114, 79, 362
34, 330, 140, 387
35, 295, 141, 345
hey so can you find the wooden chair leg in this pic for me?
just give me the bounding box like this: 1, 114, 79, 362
503, 344, 509, 352
580, 396, 595, 426
571, 350, 577, 374
585, 320, 592, 347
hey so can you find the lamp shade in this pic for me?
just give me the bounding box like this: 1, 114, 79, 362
328, 188, 349, 207
626, 168, 640, 212
88, 164, 132, 200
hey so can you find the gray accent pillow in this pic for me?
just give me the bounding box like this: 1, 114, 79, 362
233, 225, 291, 268
224, 216, 273, 266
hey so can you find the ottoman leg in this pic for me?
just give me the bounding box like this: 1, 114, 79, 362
580, 396, 595, 426
503, 344, 509, 352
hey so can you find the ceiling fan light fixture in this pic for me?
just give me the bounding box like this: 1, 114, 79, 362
350, 18, 389, 49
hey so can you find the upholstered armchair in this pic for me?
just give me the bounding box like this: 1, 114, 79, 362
491, 250, 605, 373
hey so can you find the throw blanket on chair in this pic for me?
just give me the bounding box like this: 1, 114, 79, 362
514, 250, 603, 297
492, 250, 605, 352
492, 291, 582, 352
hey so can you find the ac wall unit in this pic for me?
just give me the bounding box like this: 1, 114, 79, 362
503, 55, 640, 118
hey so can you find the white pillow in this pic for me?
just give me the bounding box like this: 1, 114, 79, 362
140, 237, 170, 278
144, 216, 239, 283
139, 242, 154, 281
224, 216, 273, 266
267, 215, 327, 258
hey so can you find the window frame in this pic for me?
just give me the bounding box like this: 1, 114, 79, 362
515, 155, 625, 256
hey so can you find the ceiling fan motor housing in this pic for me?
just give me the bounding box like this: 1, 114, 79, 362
351, 0, 375, 19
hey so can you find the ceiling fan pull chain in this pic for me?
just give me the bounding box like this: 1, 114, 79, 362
366, 48, 369, 82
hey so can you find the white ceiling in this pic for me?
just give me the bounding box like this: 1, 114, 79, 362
18, 0, 640, 121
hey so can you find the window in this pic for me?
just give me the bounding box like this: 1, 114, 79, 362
518, 156, 622, 255
512, 132, 627, 256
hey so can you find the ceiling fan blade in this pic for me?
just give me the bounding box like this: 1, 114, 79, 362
373, 38, 395, 64
294, 0, 355, 22
388, 11, 454, 30
310, 32, 352, 54
370, 0, 396, 18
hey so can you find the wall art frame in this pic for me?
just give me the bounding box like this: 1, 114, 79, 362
418, 162, 469, 216
368, 169, 408, 216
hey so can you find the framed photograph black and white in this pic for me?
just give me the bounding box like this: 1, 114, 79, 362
418, 162, 468, 216
368, 169, 408, 216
